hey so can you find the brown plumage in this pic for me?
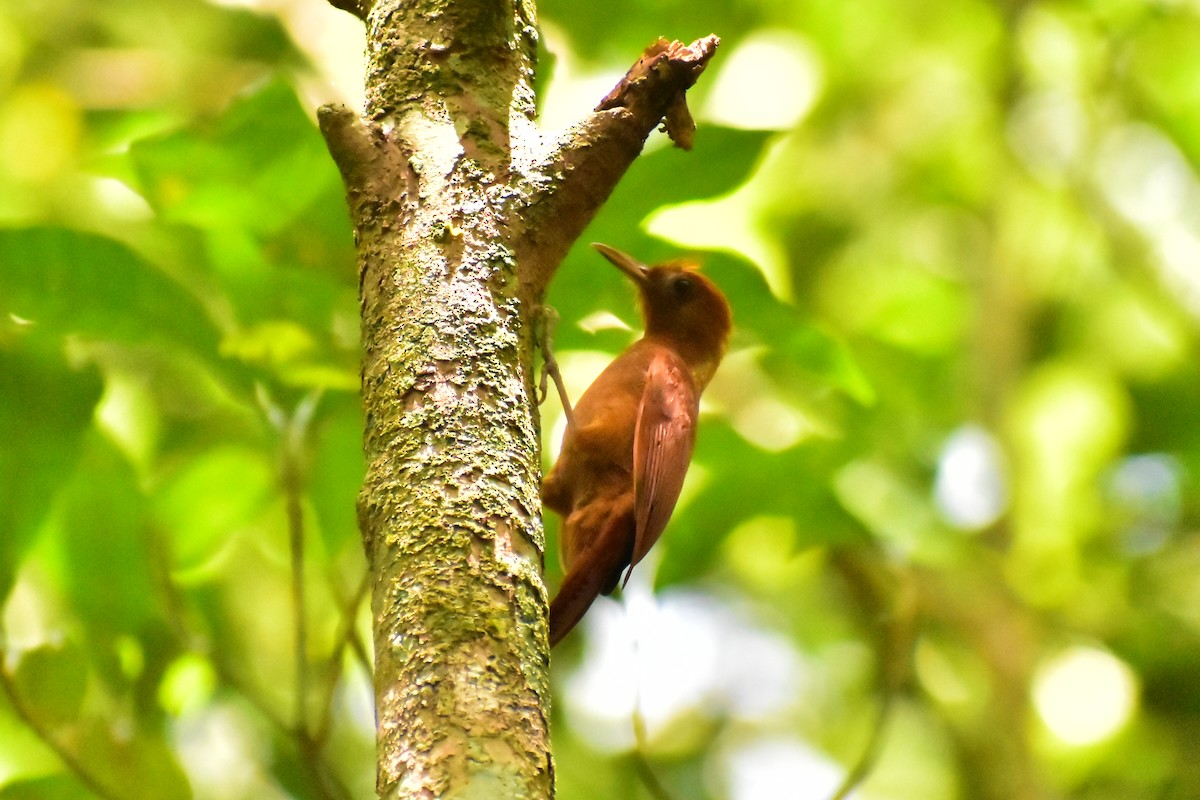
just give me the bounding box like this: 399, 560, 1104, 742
543, 243, 732, 647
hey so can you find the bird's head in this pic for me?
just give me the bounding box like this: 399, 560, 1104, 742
593, 243, 732, 385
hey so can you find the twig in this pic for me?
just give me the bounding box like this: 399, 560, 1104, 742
629, 615, 678, 800
0, 642, 122, 800
314, 573, 371, 743
284, 445, 309, 740
144, 404, 355, 800
825, 547, 917, 800
631, 707, 677, 800
828, 691, 895, 800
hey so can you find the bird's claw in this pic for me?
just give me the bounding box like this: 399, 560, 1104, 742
535, 305, 574, 427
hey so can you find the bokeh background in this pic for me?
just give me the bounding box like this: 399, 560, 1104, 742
2, 0, 1199, 798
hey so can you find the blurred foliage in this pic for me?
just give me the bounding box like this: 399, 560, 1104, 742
2, 0, 1200, 799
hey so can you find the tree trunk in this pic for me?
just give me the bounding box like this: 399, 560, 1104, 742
317, 0, 717, 796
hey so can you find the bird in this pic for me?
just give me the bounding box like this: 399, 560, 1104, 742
543, 242, 732, 647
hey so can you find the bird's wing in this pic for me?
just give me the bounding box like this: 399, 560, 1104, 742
626, 350, 699, 584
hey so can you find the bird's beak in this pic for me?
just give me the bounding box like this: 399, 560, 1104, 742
592, 242, 649, 286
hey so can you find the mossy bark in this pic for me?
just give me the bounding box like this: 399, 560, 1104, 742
318, 0, 717, 796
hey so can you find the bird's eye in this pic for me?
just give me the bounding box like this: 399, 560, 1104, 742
672, 276, 694, 299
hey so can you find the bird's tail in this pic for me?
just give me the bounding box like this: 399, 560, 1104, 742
548, 514, 634, 647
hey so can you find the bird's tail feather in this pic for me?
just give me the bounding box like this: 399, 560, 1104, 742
548, 514, 633, 647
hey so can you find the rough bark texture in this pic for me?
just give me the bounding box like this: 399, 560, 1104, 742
317, 0, 717, 796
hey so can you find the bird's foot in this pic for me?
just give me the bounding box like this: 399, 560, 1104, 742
535, 304, 574, 428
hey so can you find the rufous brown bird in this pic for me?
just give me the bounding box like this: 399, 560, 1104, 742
543, 243, 732, 647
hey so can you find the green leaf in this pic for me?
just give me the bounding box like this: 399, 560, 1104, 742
540, 0, 756, 63
128, 83, 358, 380
1128, 16, 1200, 158
309, 394, 365, 555
704, 251, 874, 403
0, 775, 95, 800
0, 227, 219, 351
153, 445, 275, 577
54, 436, 158, 641
764, 324, 875, 406
657, 422, 859, 587
581, 127, 774, 254
0, 332, 102, 601
130, 80, 341, 237
13, 642, 88, 727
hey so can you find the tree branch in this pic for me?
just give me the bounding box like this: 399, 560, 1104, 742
516, 35, 720, 296
0, 654, 122, 800
324, 0, 372, 22
595, 35, 718, 150
317, 104, 412, 206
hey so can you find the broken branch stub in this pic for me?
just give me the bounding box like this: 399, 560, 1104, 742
596, 35, 719, 150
